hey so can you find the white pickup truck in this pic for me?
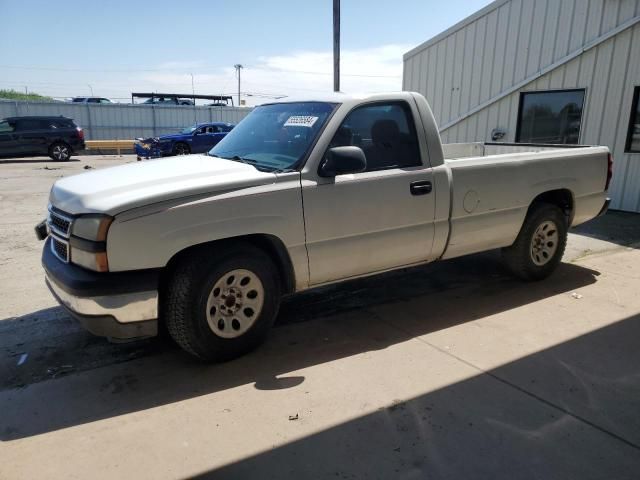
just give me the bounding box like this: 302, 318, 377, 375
39, 92, 612, 361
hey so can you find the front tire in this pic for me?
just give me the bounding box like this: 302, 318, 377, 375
49, 142, 72, 161
163, 245, 281, 362
173, 142, 190, 156
502, 203, 568, 281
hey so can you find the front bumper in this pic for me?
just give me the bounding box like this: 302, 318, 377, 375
134, 140, 170, 159
42, 238, 160, 339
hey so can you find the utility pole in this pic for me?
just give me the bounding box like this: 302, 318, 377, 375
234, 64, 243, 106
190, 73, 196, 123
333, 0, 340, 92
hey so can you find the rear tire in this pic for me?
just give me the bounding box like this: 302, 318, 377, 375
173, 142, 190, 156
502, 203, 568, 281
49, 142, 72, 161
163, 244, 281, 362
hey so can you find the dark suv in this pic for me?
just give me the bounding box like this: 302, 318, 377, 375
0, 116, 85, 161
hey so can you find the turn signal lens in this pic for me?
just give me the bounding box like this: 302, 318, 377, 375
71, 248, 109, 272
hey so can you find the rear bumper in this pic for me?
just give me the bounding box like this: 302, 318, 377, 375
42, 238, 160, 339
597, 197, 611, 217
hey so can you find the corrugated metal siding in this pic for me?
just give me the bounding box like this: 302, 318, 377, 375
0, 101, 251, 140
404, 0, 640, 212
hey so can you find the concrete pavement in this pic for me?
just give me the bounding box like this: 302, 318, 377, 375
1, 155, 639, 479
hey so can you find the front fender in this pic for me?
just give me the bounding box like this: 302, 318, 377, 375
106, 175, 309, 290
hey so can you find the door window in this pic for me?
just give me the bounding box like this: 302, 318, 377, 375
16, 119, 47, 130
327, 102, 421, 172
0, 121, 15, 133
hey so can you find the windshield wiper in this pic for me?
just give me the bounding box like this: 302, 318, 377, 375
229, 155, 258, 165
212, 154, 293, 173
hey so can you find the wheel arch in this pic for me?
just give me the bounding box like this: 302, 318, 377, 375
528, 188, 575, 226
161, 233, 296, 296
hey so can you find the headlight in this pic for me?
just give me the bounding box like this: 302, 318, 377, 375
72, 215, 113, 242
71, 248, 109, 272
69, 214, 113, 272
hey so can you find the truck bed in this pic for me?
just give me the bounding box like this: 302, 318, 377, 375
442, 142, 598, 160
437, 142, 609, 260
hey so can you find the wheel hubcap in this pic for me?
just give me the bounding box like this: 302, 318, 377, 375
205, 269, 264, 338
530, 220, 559, 266
53, 146, 68, 159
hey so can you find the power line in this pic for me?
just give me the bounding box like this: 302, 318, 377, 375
0, 63, 401, 78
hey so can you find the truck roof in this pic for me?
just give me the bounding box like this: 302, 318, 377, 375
258, 91, 416, 106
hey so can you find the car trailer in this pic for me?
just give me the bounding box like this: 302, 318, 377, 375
131, 93, 234, 106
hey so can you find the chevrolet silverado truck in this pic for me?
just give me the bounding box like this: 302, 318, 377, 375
38, 92, 612, 361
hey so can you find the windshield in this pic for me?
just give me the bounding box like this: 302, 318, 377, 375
181, 125, 197, 134
209, 101, 336, 171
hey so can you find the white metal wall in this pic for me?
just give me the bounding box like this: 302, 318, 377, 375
403, 0, 640, 212
0, 101, 252, 141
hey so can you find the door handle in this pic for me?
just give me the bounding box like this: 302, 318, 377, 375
410, 180, 432, 195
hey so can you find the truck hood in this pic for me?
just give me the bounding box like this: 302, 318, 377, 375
49, 155, 277, 215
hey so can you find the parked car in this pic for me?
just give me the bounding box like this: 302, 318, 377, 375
134, 122, 234, 159
69, 97, 112, 104
38, 92, 612, 361
0, 116, 85, 161
142, 97, 194, 106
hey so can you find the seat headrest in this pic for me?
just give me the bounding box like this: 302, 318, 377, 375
371, 119, 400, 146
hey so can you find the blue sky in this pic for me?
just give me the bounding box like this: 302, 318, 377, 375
0, 0, 492, 104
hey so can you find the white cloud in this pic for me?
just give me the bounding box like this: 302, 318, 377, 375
136, 44, 409, 106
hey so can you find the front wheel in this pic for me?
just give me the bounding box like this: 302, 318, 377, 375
173, 142, 190, 156
163, 245, 281, 362
502, 203, 568, 281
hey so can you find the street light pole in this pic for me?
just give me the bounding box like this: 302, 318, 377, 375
333, 0, 340, 92
190, 73, 196, 123
88, 84, 94, 96
234, 64, 243, 106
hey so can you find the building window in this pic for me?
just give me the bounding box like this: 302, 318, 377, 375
626, 87, 640, 153
516, 89, 585, 144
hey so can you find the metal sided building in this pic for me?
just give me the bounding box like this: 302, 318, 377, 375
403, 0, 640, 212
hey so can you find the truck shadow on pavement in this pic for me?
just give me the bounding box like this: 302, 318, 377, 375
202, 313, 640, 479
572, 211, 640, 248
1, 251, 602, 441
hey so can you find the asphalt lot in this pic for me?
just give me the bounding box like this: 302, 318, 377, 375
1, 154, 639, 479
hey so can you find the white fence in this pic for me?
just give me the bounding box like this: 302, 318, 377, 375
0, 100, 252, 140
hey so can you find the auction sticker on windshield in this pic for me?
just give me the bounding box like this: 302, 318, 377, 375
283, 116, 318, 128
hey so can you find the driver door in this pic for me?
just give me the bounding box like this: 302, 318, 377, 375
302, 101, 436, 285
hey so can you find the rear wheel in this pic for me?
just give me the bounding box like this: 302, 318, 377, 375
502, 203, 568, 281
173, 142, 190, 156
163, 245, 281, 362
49, 142, 72, 161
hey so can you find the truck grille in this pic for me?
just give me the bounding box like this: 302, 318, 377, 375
47, 208, 73, 238
51, 236, 69, 263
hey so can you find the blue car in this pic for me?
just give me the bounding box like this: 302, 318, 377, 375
135, 122, 234, 159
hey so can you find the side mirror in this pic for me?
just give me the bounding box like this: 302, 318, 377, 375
319, 146, 367, 177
